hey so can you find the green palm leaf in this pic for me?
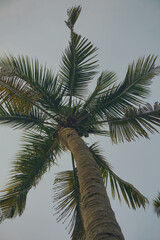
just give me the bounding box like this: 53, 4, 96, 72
108, 102, 160, 143
53, 170, 85, 240
0, 55, 65, 115
88, 55, 160, 118
77, 71, 118, 123
0, 101, 49, 130
0, 128, 60, 220
0, 70, 37, 115
83, 71, 118, 109
89, 143, 148, 209
60, 33, 98, 101
153, 192, 160, 217
60, 7, 98, 105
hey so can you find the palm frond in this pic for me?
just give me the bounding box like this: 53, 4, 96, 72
0, 101, 50, 130
88, 55, 160, 118
0, 129, 61, 221
60, 32, 98, 103
53, 170, 85, 240
83, 71, 118, 109
108, 102, 160, 143
76, 71, 117, 125
0, 55, 65, 115
89, 143, 148, 209
0, 72, 37, 115
153, 192, 160, 217
65, 6, 82, 30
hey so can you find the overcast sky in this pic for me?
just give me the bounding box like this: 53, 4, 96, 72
0, 0, 160, 239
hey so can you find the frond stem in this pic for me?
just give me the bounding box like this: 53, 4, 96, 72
68, 29, 76, 114
0, 80, 58, 121
0, 116, 57, 127
82, 107, 160, 127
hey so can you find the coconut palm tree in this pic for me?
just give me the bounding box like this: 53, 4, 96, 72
153, 193, 160, 217
0, 6, 160, 240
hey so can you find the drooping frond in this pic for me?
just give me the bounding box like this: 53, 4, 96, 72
0, 64, 38, 115
89, 143, 148, 209
88, 55, 160, 118
108, 102, 160, 143
153, 192, 160, 217
0, 101, 49, 130
0, 128, 61, 221
0, 55, 65, 116
53, 170, 85, 240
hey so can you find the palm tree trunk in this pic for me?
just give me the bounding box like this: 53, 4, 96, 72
59, 127, 125, 240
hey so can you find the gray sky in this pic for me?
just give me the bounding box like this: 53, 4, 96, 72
0, 0, 160, 239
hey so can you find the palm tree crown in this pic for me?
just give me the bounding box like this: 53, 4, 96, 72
0, 6, 160, 239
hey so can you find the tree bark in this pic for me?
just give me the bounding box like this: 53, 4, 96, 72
59, 127, 125, 240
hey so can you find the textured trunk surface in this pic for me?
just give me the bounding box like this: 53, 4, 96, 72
59, 127, 125, 240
